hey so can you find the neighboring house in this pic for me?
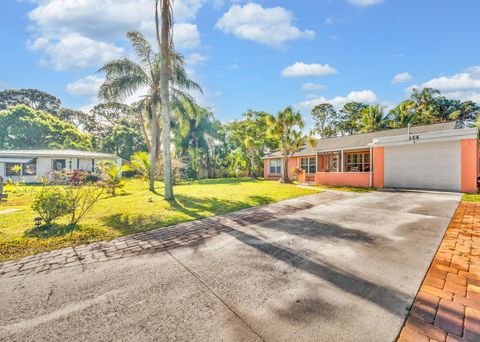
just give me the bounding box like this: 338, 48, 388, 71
0, 149, 122, 183
263, 122, 479, 193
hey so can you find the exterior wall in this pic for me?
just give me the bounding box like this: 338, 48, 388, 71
314, 172, 371, 187
373, 147, 384, 188
263, 157, 298, 180
461, 138, 478, 193
1, 157, 116, 183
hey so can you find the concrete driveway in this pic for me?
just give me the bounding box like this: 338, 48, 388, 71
0, 190, 461, 342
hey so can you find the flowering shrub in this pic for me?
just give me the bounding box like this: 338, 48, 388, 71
66, 169, 88, 185
290, 167, 304, 180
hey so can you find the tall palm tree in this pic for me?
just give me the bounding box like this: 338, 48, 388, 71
359, 105, 388, 133
388, 100, 416, 128
99, 24, 200, 192
157, 0, 174, 199
267, 106, 307, 184
98, 32, 161, 192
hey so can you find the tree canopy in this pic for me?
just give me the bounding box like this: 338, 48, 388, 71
0, 105, 92, 150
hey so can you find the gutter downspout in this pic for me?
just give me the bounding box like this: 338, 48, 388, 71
369, 143, 373, 187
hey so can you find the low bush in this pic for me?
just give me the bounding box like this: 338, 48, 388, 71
32, 189, 70, 225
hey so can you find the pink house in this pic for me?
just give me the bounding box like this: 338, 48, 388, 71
263, 122, 479, 193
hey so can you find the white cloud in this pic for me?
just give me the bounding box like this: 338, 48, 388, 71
173, 23, 201, 49
405, 66, 480, 104
441, 91, 480, 103
421, 72, 480, 91
347, 0, 384, 6
216, 3, 315, 48
26, 0, 204, 70
282, 62, 338, 77
325, 16, 334, 25
392, 72, 412, 84
66, 75, 105, 97
186, 52, 208, 65
302, 83, 325, 91
28, 34, 124, 71
297, 90, 378, 110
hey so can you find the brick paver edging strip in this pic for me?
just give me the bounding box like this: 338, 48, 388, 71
398, 202, 480, 342
0, 192, 345, 279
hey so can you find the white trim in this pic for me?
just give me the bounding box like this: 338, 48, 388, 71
315, 146, 370, 154
373, 128, 477, 147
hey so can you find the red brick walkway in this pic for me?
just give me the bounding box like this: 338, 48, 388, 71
398, 202, 480, 342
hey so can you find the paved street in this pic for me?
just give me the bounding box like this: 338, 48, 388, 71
0, 190, 461, 341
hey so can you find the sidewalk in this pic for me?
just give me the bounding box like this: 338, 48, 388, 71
398, 202, 480, 342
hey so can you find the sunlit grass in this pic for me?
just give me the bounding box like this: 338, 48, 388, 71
0, 178, 320, 261
462, 193, 480, 202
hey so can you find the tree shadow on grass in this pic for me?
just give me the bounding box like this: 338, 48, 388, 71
101, 194, 276, 235
175, 178, 260, 187
102, 214, 166, 235
24, 224, 77, 238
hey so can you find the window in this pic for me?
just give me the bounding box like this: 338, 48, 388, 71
22, 162, 37, 175
269, 159, 281, 174
300, 157, 317, 174
345, 152, 370, 172
53, 159, 66, 171
6, 159, 37, 176
6, 163, 21, 176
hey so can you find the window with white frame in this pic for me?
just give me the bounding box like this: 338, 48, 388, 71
300, 157, 317, 174
6, 159, 37, 176
269, 159, 281, 174
345, 152, 370, 172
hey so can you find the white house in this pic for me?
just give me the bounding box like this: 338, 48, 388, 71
0, 149, 122, 182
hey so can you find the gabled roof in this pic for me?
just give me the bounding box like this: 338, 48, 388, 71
264, 122, 459, 158
0, 149, 118, 159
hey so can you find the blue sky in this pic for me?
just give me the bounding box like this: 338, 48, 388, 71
1, 0, 480, 125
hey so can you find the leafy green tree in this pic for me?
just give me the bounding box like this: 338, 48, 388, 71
173, 100, 218, 178
359, 105, 388, 133
0, 89, 61, 113
337, 102, 368, 135
103, 123, 147, 160
225, 111, 276, 178
311, 103, 338, 138
388, 100, 416, 128
267, 106, 308, 183
0, 105, 92, 150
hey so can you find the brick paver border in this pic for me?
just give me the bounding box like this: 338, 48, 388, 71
0, 192, 344, 280
398, 202, 480, 342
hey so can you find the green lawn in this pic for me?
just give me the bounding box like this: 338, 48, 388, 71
0, 178, 320, 261
462, 193, 480, 202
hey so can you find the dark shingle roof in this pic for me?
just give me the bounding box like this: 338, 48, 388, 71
265, 122, 458, 158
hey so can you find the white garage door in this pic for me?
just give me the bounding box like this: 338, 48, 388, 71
384, 141, 461, 191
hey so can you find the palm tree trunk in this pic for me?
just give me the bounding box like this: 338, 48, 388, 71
149, 107, 159, 192
159, 0, 174, 200
138, 109, 151, 152
280, 153, 291, 183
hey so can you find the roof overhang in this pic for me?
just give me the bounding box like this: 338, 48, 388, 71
372, 128, 478, 147
0, 157, 35, 163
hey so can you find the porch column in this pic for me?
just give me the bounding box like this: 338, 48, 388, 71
340, 149, 344, 172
